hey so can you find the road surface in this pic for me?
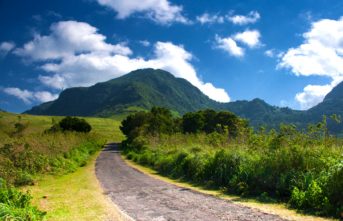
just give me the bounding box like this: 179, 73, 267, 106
95, 143, 286, 221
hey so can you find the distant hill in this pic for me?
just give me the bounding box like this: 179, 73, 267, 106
223, 98, 303, 129
25, 68, 343, 133
25, 69, 219, 116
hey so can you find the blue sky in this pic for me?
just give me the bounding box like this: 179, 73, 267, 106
1, 0, 343, 113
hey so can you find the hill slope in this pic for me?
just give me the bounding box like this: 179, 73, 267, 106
25, 68, 343, 133
306, 81, 343, 134
26, 69, 219, 117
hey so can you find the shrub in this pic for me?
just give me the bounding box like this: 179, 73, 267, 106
59, 117, 92, 133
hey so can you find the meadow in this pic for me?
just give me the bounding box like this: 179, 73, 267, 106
0, 111, 124, 220
121, 108, 343, 219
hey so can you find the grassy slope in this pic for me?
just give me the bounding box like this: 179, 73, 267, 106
124, 158, 338, 221
0, 112, 124, 142
0, 111, 125, 220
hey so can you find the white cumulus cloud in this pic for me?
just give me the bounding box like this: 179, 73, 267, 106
14, 20, 230, 103
96, 0, 189, 25
227, 11, 260, 25
196, 13, 224, 24
233, 30, 261, 48
139, 40, 150, 47
215, 35, 244, 57
0, 41, 15, 55
295, 84, 333, 110
279, 17, 343, 109
14, 21, 131, 61
264, 49, 275, 57
3, 87, 58, 104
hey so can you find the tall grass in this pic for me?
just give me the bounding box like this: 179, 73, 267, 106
123, 129, 343, 218
0, 180, 45, 221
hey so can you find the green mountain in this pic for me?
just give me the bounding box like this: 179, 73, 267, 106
25, 69, 219, 117
223, 98, 303, 129
306, 82, 343, 133
25, 68, 343, 133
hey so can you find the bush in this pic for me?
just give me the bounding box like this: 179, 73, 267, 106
121, 109, 343, 218
0, 180, 45, 220
59, 117, 92, 133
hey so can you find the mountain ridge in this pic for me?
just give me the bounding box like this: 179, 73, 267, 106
25, 68, 343, 133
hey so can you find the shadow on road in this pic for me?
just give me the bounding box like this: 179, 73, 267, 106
103, 143, 120, 153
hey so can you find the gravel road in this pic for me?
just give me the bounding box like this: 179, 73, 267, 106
95, 143, 287, 221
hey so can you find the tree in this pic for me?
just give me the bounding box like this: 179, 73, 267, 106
182, 112, 205, 133
120, 111, 149, 138
148, 107, 174, 134
59, 116, 92, 133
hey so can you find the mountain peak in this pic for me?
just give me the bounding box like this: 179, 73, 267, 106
25, 69, 216, 116
323, 81, 343, 102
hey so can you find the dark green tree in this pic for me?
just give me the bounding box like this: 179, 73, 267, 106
182, 112, 205, 133
120, 111, 149, 139
59, 116, 92, 133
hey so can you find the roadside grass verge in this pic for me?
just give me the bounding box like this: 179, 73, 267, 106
23, 153, 123, 221
124, 157, 338, 221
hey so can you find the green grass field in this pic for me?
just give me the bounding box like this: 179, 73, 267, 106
0, 112, 124, 143
0, 111, 124, 220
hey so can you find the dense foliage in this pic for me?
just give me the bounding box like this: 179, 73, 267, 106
120, 107, 247, 138
58, 116, 92, 133
121, 108, 343, 218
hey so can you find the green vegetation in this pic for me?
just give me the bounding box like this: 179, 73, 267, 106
0, 179, 45, 220
121, 107, 343, 218
25, 68, 343, 134
52, 116, 92, 133
25, 68, 218, 117
25, 154, 123, 221
0, 111, 122, 220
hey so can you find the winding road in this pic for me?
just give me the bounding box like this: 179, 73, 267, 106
95, 143, 287, 221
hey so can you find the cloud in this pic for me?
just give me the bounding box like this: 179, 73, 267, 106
215, 35, 244, 57
0, 41, 15, 55
264, 49, 275, 57
279, 17, 343, 109
33, 91, 59, 102
3, 88, 32, 104
14, 20, 230, 103
264, 49, 283, 58
196, 13, 224, 24
3, 87, 58, 104
14, 21, 131, 61
227, 11, 260, 25
96, 0, 189, 25
139, 40, 150, 47
295, 83, 333, 110
233, 30, 261, 48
